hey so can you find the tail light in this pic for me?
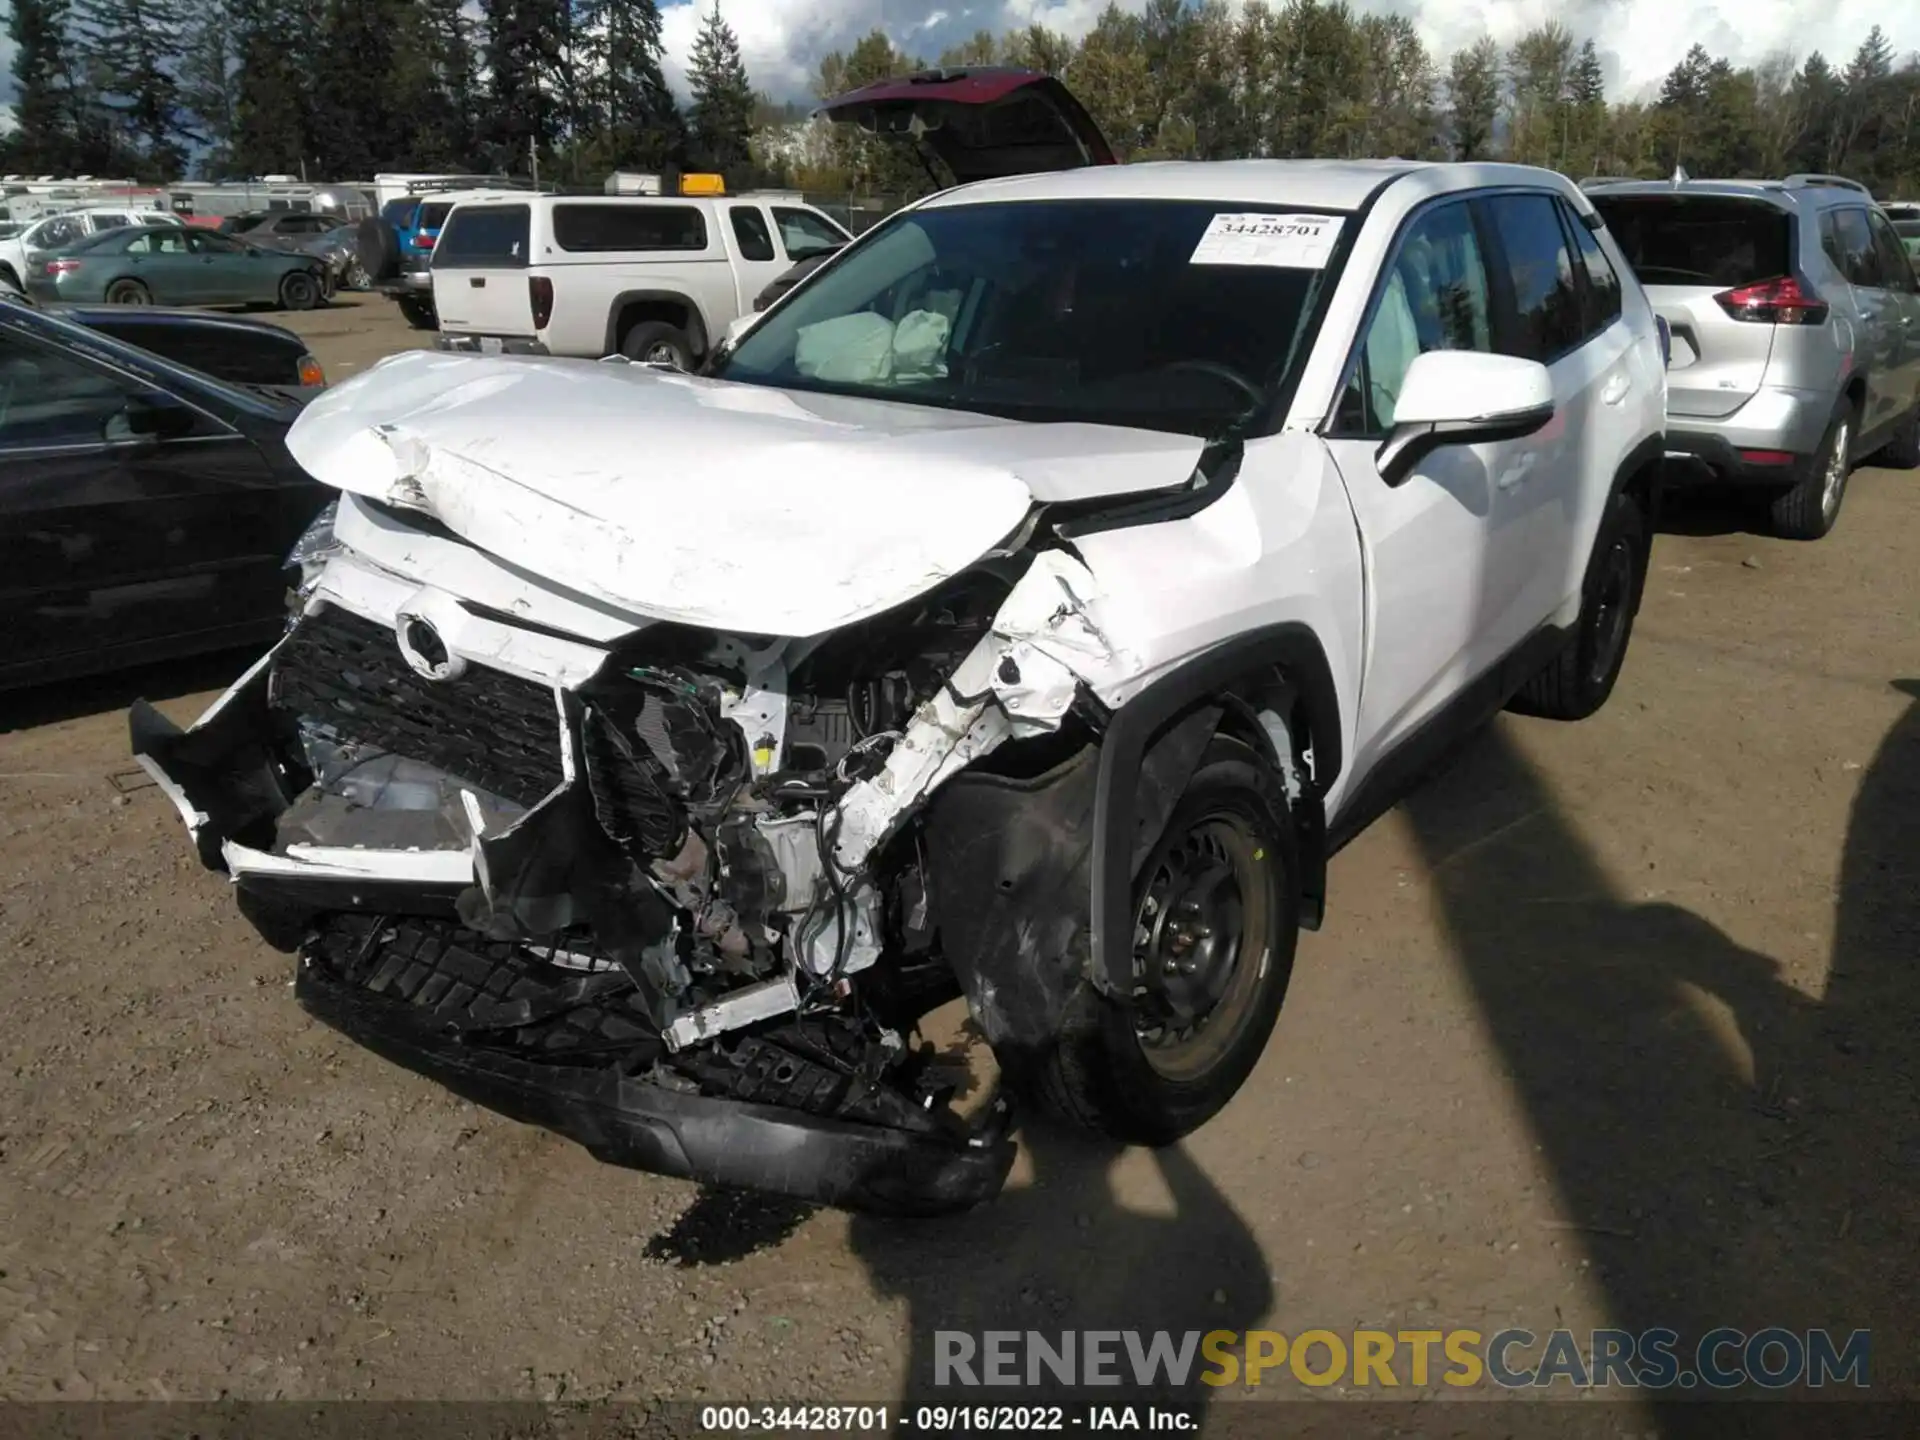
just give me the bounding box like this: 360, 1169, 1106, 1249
409, 231, 435, 250
45, 259, 83, 277
296, 353, 325, 387
529, 275, 554, 330
1713, 275, 1827, 325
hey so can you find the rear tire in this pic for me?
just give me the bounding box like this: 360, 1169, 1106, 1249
397, 294, 436, 330
105, 279, 150, 306
1875, 403, 1920, 470
620, 320, 695, 370
356, 216, 400, 284
1509, 483, 1649, 722
280, 271, 320, 311
1023, 734, 1300, 1146
1770, 406, 1852, 540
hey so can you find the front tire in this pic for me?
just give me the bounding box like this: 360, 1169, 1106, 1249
1509, 483, 1648, 722
1875, 402, 1920, 471
1770, 406, 1853, 540
279, 271, 320, 311
1026, 734, 1300, 1146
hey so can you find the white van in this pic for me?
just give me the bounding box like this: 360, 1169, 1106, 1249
429, 191, 851, 367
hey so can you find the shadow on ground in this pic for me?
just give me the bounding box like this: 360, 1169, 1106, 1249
0, 646, 257, 734
1396, 694, 1919, 1424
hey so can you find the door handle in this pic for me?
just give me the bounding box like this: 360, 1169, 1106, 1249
470, 278, 485, 288
1602, 371, 1632, 405
1496, 453, 1536, 491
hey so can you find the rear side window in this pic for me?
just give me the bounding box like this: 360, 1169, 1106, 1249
417, 202, 453, 231
432, 205, 530, 269
729, 206, 775, 262
1592, 196, 1791, 289
553, 204, 707, 253
772, 207, 846, 260
1866, 211, 1917, 294
1822, 209, 1878, 287
1483, 192, 1584, 363
1564, 202, 1623, 337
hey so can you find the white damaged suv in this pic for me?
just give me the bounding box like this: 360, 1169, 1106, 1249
135, 156, 1667, 1214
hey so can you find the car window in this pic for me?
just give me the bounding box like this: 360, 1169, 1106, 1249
723, 198, 1343, 439
1593, 195, 1791, 289
1334, 199, 1494, 434
189, 231, 246, 255
552, 203, 708, 253
1866, 212, 1917, 294
729, 206, 776, 262
1483, 193, 1585, 363
772, 208, 848, 260
0, 334, 140, 449
31, 216, 86, 250
1563, 201, 1623, 338
87, 213, 132, 233
126, 229, 190, 255
1825, 209, 1880, 288
432, 205, 530, 268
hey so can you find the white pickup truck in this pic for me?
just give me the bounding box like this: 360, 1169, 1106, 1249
136, 74, 1669, 1219
429, 190, 851, 368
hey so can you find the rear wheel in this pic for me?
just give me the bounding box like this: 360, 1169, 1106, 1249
397, 294, 436, 330
1025, 734, 1299, 1146
1509, 483, 1648, 722
1770, 406, 1852, 540
105, 279, 150, 306
621, 320, 695, 370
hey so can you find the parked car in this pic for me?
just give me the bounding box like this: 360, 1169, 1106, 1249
135, 150, 1668, 1216
1896, 218, 1920, 261
24, 224, 330, 311
0, 206, 184, 291
1585, 172, 1920, 539
227, 210, 351, 252
1882, 201, 1920, 224
356, 190, 501, 330
305, 223, 369, 293
43, 304, 326, 398
428, 184, 851, 366
0, 300, 327, 689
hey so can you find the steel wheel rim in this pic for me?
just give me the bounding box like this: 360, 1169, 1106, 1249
1586, 537, 1635, 686
646, 341, 684, 368
1132, 812, 1273, 1081
110, 284, 146, 305
1822, 420, 1850, 518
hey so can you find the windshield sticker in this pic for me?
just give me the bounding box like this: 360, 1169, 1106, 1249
1190, 213, 1344, 268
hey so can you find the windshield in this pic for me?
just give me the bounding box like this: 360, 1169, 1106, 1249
716, 198, 1344, 437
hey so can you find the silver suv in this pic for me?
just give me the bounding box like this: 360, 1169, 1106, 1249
1585, 173, 1920, 539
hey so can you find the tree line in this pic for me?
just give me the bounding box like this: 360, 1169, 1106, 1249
1, 0, 757, 185
770, 2, 1920, 203
5, 0, 1919, 203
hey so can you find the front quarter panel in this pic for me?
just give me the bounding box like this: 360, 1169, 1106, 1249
1068, 430, 1365, 810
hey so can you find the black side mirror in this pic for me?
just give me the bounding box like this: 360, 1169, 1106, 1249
115, 393, 197, 443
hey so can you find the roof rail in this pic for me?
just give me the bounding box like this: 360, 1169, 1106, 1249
1783, 173, 1869, 195
1578, 176, 1642, 190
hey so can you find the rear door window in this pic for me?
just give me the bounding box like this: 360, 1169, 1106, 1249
551, 204, 708, 253
1866, 212, 1916, 294
1824, 208, 1880, 288
1482, 192, 1584, 363
1563, 201, 1623, 337
771, 207, 847, 260
431, 205, 531, 268
1591, 195, 1791, 288
729, 206, 776, 262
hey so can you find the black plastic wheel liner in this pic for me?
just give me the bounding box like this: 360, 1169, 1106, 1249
294, 956, 1017, 1217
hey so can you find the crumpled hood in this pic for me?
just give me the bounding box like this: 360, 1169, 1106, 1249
285, 350, 1204, 637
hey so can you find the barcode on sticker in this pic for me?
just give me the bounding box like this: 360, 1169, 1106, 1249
1190, 213, 1344, 268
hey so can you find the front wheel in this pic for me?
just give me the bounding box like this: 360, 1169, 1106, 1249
279, 271, 320, 311
1509, 483, 1648, 722
1024, 734, 1300, 1146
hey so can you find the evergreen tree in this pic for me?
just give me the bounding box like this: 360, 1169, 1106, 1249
687, 2, 755, 174
575, 0, 681, 170
1446, 37, 1502, 161
483, 0, 569, 167
229, 0, 314, 175
309, 0, 401, 177
5, 0, 80, 171
72, 0, 191, 174
178, 5, 241, 176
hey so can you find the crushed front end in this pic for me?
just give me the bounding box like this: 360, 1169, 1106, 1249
132, 498, 1137, 1215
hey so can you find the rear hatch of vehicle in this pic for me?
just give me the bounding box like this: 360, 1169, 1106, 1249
430, 202, 537, 339
816, 67, 1115, 185
1591, 192, 1801, 419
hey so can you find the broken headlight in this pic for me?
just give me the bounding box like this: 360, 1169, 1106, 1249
285, 499, 340, 606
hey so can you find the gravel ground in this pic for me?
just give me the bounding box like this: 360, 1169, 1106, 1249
2, 298, 1915, 1420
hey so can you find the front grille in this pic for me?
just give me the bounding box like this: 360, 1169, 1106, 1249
272, 605, 564, 807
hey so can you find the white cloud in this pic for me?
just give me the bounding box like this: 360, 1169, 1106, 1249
660, 0, 1920, 104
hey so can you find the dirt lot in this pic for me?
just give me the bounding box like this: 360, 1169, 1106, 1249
2, 297, 1916, 1419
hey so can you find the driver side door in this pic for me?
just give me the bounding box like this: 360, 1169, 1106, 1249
1320, 194, 1543, 782
0, 331, 260, 682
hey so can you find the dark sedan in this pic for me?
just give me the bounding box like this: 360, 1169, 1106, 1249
45, 304, 327, 398
0, 301, 328, 688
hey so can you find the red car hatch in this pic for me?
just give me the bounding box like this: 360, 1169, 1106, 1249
816, 67, 1116, 185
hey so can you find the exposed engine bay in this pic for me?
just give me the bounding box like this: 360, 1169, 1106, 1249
130, 494, 1286, 1214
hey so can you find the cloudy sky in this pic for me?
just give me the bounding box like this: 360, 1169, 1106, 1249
3, 0, 1916, 135
659, 0, 1920, 103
